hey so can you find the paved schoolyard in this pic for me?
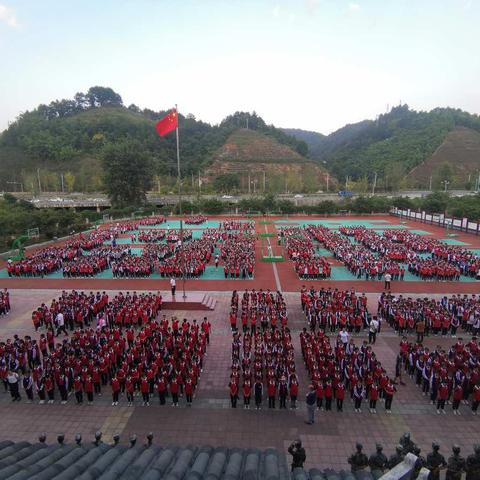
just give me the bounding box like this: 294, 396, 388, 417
0, 289, 478, 471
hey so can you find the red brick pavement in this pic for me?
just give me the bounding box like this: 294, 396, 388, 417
0, 290, 479, 471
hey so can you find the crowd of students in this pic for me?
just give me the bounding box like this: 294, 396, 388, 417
378, 293, 480, 338
0, 289, 10, 316
407, 259, 461, 281
220, 221, 255, 233
220, 235, 255, 279
7, 246, 81, 277
134, 230, 166, 243
229, 328, 298, 409
301, 287, 370, 333
159, 238, 214, 278
306, 225, 402, 280
279, 227, 332, 279
5, 216, 259, 281
301, 330, 396, 413
185, 215, 207, 225
399, 336, 480, 415
229, 289, 288, 332
3, 290, 213, 407
303, 224, 480, 282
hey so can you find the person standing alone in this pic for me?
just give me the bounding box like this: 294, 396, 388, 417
305, 384, 316, 425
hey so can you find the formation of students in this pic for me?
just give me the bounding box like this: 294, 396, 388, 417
7, 246, 81, 277
159, 238, 214, 278
134, 230, 166, 243
301, 330, 396, 413
400, 336, 480, 415
229, 328, 298, 409
220, 220, 255, 233
407, 258, 461, 281
185, 215, 207, 225
378, 293, 480, 338
4, 290, 212, 407
61, 245, 129, 277
5, 216, 258, 281
280, 228, 331, 279
306, 225, 402, 280
220, 235, 255, 279
301, 287, 370, 333
229, 289, 288, 332
31, 290, 162, 332
303, 224, 480, 282
0, 289, 10, 316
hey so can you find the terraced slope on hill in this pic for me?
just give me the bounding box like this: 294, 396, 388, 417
407, 127, 480, 188
207, 129, 333, 191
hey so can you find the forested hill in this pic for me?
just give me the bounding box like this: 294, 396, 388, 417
0, 87, 307, 192
281, 128, 325, 158
285, 106, 480, 189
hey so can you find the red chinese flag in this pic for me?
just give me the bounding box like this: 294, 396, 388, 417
155, 109, 178, 137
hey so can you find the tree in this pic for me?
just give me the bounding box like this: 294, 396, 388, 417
86, 86, 123, 108
420, 192, 449, 213
64, 172, 76, 192
102, 139, 153, 207
213, 173, 240, 193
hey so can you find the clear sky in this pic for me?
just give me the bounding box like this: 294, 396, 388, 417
1, 0, 479, 134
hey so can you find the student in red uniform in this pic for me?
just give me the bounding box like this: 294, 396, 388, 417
74, 376, 83, 404
290, 377, 299, 410
267, 379, 276, 409
85, 375, 94, 405
185, 378, 194, 407
437, 381, 449, 414
111, 375, 120, 406
369, 383, 379, 414
170, 378, 179, 407
384, 380, 395, 413
125, 375, 134, 407
243, 379, 252, 409
156, 376, 166, 406
452, 384, 463, 415
140, 376, 150, 406
229, 379, 239, 408
335, 382, 345, 412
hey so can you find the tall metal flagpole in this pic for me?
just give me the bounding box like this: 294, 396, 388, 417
175, 104, 187, 299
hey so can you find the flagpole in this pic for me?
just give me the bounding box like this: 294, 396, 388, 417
175, 104, 187, 299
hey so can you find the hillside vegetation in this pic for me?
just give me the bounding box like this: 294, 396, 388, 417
286, 105, 480, 190
207, 129, 333, 193
0, 87, 307, 195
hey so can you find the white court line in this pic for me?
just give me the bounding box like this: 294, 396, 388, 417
264, 224, 282, 292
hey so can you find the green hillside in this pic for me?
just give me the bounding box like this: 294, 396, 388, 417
281, 128, 326, 158
286, 106, 480, 189
0, 87, 306, 193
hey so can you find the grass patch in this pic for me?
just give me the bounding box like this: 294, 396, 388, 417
259, 233, 274, 237
262, 255, 284, 262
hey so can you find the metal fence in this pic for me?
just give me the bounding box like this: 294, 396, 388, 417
390, 207, 480, 235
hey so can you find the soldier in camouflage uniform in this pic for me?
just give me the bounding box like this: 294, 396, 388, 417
466, 444, 480, 480
369, 443, 388, 479
387, 445, 405, 470
399, 432, 416, 455
426, 442, 447, 480
348, 443, 369, 473
445, 445, 465, 480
